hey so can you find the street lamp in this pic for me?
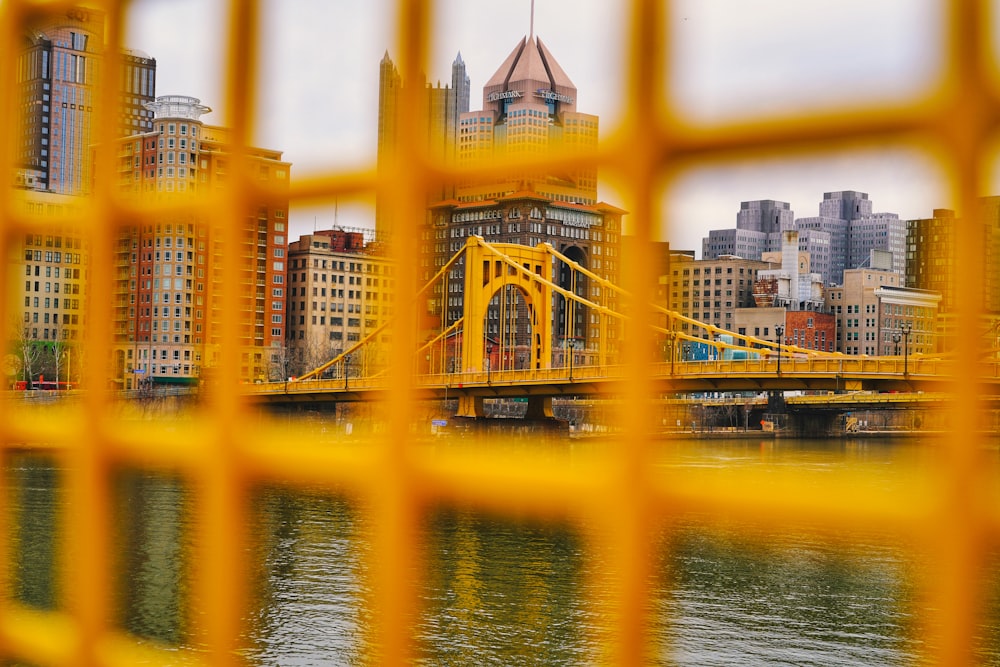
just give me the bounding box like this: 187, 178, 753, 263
344, 353, 351, 390
892, 331, 901, 357
486, 343, 493, 384
775, 324, 785, 375
901, 322, 912, 376
568, 339, 576, 381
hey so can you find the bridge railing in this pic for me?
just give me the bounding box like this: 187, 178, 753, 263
250, 354, 987, 396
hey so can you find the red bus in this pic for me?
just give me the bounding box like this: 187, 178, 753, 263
12, 380, 76, 391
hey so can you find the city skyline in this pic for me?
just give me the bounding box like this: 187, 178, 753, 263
128, 0, 957, 252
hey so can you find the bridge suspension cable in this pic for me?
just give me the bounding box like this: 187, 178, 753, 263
293, 236, 841, 382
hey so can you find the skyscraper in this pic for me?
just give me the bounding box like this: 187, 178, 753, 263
15, 6, 156, 193
376, 51, 470, 234
455, 35, 598, 204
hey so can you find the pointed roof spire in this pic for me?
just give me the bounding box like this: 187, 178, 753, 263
530, 0, 535, 39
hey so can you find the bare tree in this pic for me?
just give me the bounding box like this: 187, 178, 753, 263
49, 327, 69, 387
9, 317, 40, 386
268, 344, 292, 382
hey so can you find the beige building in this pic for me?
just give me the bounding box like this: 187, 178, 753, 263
7, 189, 88, 384
873, 286, 942, 357
286, 230, 394, 379
826, 268, 939, 356
826, 268, 899, 356
733, 306, 785, 347
665, 254, 777, 339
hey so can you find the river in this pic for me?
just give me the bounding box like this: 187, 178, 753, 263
7, 436, 1000, 665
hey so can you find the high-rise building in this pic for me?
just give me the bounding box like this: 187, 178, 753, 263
376, 51, 470, 233
703, 200, 833, 287
736, 199, 794, 234
702, 227, 771, 261
906, 208, 956, 313
109, 96, 290, 387
797, 191, 906, 284
15, 6, 156, 193
455, 36, 598, 204
906, 200, 1000, 352
286, 230, 394, 379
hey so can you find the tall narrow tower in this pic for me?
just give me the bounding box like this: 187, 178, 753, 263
375, 52, 470, 236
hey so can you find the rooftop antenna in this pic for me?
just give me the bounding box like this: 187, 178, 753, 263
530, 0, 534, 39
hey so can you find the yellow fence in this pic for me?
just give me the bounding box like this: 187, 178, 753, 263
2, 0, 1000, 665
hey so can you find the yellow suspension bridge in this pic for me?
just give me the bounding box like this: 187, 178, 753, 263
246, 236, 999, 415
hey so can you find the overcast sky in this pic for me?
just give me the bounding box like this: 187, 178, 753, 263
127, 0, 970, 255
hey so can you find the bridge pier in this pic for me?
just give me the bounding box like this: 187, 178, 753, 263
451, 394, 566, 430
524, 396, 554, 419
455, 395, 485, 418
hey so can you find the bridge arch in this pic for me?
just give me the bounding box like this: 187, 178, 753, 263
461, 239, 553, 374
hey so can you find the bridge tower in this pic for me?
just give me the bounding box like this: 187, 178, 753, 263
457, 238, 555, 418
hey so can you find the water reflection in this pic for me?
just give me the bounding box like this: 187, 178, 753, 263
113, 469, 192, 645
660, 525, 922, 665
419, 510, 594, 665
5, 439, 1000, 665
7, 453, 61, 610
244, 486, 368, 665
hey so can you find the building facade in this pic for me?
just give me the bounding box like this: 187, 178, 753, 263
8, 189, 88, 384
286, 230, 394, 379
666, 254, 777, 340
15, 6, 156, 193
825, 268, 902, 356
906, 208, 956, 313
873, 286, 942, 357
109, 96, 290, 387
796, 191, 906, 284
784, 310, 836, 353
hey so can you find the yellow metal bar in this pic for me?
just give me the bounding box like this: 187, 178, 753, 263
1, 0, 999, 665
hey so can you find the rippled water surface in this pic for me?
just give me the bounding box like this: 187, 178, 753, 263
7, 437, 1000, 665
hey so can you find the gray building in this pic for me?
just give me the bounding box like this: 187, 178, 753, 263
377, 51, 471, 234
703, 200, 831, 285
848, 211, 906, 277
797, 191, 905, 284
736, 199, 795, 233
703, 199, 794, 260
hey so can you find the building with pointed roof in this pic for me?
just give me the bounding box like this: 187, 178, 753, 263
376, 51, 470, 235
396, 34, 622, 364
456, 35, 598, 206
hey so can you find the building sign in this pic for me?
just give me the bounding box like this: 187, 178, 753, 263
535, 89, 574, 104
546, 207, 599, 229
487, 90, 523, 102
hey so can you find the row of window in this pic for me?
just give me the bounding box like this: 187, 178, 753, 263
22, 327, 77, 341
23, 250, 83, 264
24, 311, 79, 325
